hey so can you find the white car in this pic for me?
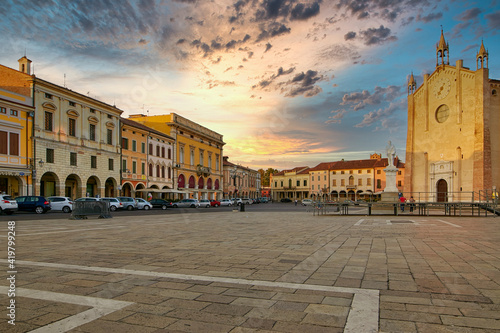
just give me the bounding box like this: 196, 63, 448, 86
135, 198, 152, 210
199, 199, 211, 208
220, 199, 233, 206
101, 198, 123, 211
301, 199, 313, 206
232, 198, 243, 206
241, 198, 253, 204
0, 194, 18, 215
47, 196, 73, 213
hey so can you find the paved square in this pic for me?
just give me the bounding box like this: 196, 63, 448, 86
1, 211, 500, 332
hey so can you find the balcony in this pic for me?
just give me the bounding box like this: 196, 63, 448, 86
196, 164, 210, 177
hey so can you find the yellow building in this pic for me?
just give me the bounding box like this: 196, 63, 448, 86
0, 56, 123, 198
0, 86, 34, 196
271, 166, 310, 201
129, 113, 225, 200
120, 118, 175, 198
405, 31, 500, 202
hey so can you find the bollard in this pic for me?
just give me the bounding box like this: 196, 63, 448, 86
240, 203, 245, 212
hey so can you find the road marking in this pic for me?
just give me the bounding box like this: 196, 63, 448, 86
0, 286, 133, 332
354, 219, 365, 226
3, 259, 379, 333
0, 226, 127, 237
436, 219, 462, 228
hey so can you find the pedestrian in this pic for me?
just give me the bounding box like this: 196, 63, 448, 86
399, 195, 406, 212
409, 196, 415, 213
294, 199, 298, 206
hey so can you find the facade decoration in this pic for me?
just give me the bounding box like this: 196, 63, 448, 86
222, 156, 260, 198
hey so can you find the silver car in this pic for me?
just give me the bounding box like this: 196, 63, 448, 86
0, 194, 18, 215
47, 196, 73, 213
172, 199, 200, 208
116, 197, 138, 210
199, 199, 211, 208
135, 198, 152, 210
101, 198, 123, 211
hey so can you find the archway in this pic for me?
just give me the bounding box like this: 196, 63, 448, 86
40, 172, 59, 197
122, 182, 133, 197
86, 176, 100, 197
198, 177, 204, 189
65, 174, 81, 199
188, 175, 195, 188
135, 183, 146, 198
207, 178, 213, 190
177, 174, 185, 189
437, 179, 448, 202
105, 178, 117, 197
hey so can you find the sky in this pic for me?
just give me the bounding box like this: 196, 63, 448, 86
1, 0, 499, 170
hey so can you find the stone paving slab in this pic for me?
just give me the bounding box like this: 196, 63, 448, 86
0, 212, 500, 332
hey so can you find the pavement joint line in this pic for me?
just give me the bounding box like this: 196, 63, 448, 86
0, 286, 133, 333
354, 219, 365, 226
3, 259, 379, 333
436, 219, 462, 228
0, 226, 127, 237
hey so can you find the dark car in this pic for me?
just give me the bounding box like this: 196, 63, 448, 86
15, 196, 51, 214
149, 199, 172, 210
280, 198, 292, 203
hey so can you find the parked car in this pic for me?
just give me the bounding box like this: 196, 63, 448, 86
259, 197, 269, 203
47, 196, 73, 213
172, 199, 200, 208
199, 199, 211, 208
232, 198, 243, 206
219, 199, 232, 206
101, 197, 123, 211
241, 198, 253, 204
251, 198, 260, 204
15, 196, 51, 214
135, 198, 153, 210
0, 194, 18, 215
116, 197, 138, 210
280, 198, 292, 203
301, 199, 313, 206
149, 198, 172, 210
210, 199, 221, 207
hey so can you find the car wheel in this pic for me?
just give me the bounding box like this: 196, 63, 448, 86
127, 205, 133, 211
206, 205, 210, 208
35, 206, 44, 214
62, 206, 71, 213
215, 204, 219, 207
144, 205, 151, 210
173, 204, 178, 208
190, 204, 195, 208
161, 205, 167, 210
110, 205, 117, 212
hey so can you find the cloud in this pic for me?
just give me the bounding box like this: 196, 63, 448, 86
325, 109, 347, 124
458, 8, 482, 21
252, 66, 295, 90
359, 25, 397, 46
355, 100, 405, 128
344, 31, 356, 41
485, 11, 500, 29
416, 12, 443, 23
256, 22, 291, 42
341, 85, 402, 111
284, 70, 324, 97
290, 2, 321, 21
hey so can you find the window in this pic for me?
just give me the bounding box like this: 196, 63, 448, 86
141, 142, 145, 154
45, 112, 53, 131
200, 151, 204, 166
324, 175, 326, 181
0, 132, 19, 156
332, 171, 336, 175
377, 179, 382, 189
274, 181, 277, 187
107, 115, 112, 119
44, 93, 52, 99
68, 118, 76, 137
122, 138, 129, 150
109, 158, 114, 171
141, 162, 145, 175
398, 171, 402, 175
162, 166, 165, 178
208, 155, 212, 169
90, 108, 96, 113
180, 147, 184, 164
149, 143, 153, 155
168, 167, 171, 179
341, 171, 345, 174
0, 131, 7, 154
358, 178, 362, 186
70, 152, 77, 166
46, 149, 54, 163
149, 163, 153, 176
89, 124, 96, 141
303, 180, 307, 186
122, 159, 127, 171
132, 161, 137, 174
69, 101, 76, 107
312, 176, 314, 181
312, 185, 315, 190
280, 181, 283, 187
367, 178, 371, 186
377, 170, 381, 174
91, 156, 97, 168
9, 133, 19, 156
367, 170, 371, 173
296, 180, 300, 186
107, 129, 112, 145
332, 179, 337, 186
156, 145, 160, 157
190, 150, 194, 166
161, 146, 165, 158
341, 179, 345, 186
398, 180, 402, 187
10, 110, 18, 116
132, 140, 137, 152
168, 148, 172, 159
358, 170, 362, 174
349, 170, 353, 174
0, 107, 6, 114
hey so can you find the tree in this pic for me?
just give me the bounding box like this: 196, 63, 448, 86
259, 167, 279, 187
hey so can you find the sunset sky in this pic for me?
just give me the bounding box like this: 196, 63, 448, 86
1, 0, 499, 170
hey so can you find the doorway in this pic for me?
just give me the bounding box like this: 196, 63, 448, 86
436, 179, 448, 202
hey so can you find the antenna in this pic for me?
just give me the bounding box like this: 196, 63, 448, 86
64, 73, 66, 88
24, 48, 27, 57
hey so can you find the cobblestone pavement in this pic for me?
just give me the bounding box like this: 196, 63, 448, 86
1, 212, 499, 332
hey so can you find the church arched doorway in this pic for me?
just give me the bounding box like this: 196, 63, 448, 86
436, 179, 448, 202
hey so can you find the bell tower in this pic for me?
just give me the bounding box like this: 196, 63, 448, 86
18, 56, 32, 75
407, 72, 416, 95
476, 40, 488, 70
436, 29, 449, 67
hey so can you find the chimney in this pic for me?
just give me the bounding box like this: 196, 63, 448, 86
18, 56, 32, 75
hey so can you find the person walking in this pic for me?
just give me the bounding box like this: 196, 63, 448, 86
409, 196, 415, 213
399, 195, 407, 212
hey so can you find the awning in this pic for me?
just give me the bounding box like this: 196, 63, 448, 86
0, 169, 32, 177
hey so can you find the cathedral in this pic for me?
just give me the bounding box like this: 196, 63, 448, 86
404, 31, 500, 202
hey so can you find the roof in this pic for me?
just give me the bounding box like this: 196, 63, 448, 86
273, 166, 309, 176
121, 117, 175, 141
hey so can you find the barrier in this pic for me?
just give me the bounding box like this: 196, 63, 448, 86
71, 201, 112, 220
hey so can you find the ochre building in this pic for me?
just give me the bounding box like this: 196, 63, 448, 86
405, 31, 500, 202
